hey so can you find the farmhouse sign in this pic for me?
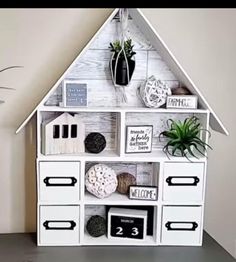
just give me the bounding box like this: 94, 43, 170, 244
129, 186, 158, 201
166, 95, 198, 109
125, 125, 153, 153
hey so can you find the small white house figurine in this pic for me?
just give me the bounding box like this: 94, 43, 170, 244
42, 112, 85, 155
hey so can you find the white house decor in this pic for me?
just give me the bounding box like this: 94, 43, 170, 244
125, 125, 153, 153
108, 207, 148, 240
166, 95, 198, 109
139, 75, 171, 108
42, 112, 85, 155
15, 8, 228, 247
129, 186, 158, 201
62, 80, 87, 107
85, 164, 118, 199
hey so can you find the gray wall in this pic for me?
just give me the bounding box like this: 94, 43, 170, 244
0, 8, 235, 258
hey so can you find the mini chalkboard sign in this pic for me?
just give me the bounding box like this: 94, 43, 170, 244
108, 208, 147, 240
129, 186, 158, 201
166, 95, 198, 109
62, 81, 87, 107
125, 125, 153, 153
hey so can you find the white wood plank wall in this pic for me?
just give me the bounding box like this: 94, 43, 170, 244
45, 16, 179, 107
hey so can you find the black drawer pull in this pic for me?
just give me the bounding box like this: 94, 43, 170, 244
165, 221, 198, 231
166, 176, 199, 186
43, 220, 76, 230
43, 177, 77, 187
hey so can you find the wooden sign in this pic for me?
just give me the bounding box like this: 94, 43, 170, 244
125, 125, 153, 153
129, 186, 158, 201
62, 81, 87, 107
166, 95, 198, 109
108, 208, 147, 240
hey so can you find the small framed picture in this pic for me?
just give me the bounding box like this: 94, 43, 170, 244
125, 125, 153, 153
62, 80, 87, 107
129, 186, 158, 201
166, 95, 198, 109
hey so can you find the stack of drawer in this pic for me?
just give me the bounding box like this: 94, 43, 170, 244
161, 162, 205, 246
38, 161, 80, 246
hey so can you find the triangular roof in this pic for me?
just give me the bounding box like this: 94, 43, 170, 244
42, 112, 77, 126
15, 8, 228, 135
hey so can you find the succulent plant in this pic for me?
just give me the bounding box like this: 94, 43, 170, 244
159, 116, 212, 160
109, 39, 136, 59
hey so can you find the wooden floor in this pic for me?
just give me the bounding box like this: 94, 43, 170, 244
0, 232, 235, 262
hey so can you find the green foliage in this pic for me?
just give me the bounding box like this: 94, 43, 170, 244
159, 116, 212, 160
109, 39, 136, 59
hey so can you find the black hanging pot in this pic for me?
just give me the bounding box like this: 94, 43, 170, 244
111, 57, 135, 86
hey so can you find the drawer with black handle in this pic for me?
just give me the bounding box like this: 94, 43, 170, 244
39, 205, 80, 245
39, 161, 80, 203
161, 206, 202, 245
163, 162, 204, 202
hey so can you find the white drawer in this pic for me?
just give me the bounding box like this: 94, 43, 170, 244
39, 205, 80, 245
161, 206, 202, 245
163, 162, 204, 202
39, 161, 80, 203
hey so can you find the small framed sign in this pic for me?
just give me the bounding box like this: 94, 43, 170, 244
129, 186, 158, 201
125, 125, 153, 153
62, 80, 87, 107
166, 95, 198, 109
108, 207, 147, 240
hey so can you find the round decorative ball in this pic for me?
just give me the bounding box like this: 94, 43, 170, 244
172, 86, 191, 95
86, 215, 106, 237
139, 75, 171, 108
117, 172, 136, 194
84, 132, 106, 154
85, 164, 118, 199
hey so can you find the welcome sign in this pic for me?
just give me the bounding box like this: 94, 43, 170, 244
125, 125, 153, 153
129, 186, 158, 201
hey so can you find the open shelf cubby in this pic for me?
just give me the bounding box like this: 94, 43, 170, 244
124, 111, 209, 156
84, 161, 160, 205
83, 205, 158, 246
39, 111, 121, 157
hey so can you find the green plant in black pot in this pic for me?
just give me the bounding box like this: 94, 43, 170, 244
109, 39, 136, 86
159, 116, 212, 160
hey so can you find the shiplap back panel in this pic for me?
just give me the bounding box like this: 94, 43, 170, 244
45, 14, 179, 107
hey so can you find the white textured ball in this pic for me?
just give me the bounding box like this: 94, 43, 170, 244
85, 164, 118, 199
139, 75, 171, 108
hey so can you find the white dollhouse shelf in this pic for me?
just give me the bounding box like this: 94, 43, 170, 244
15, 8, 228, 247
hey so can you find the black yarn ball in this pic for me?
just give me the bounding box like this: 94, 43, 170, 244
84, 132, 106, 153
86, 215, 106, 237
